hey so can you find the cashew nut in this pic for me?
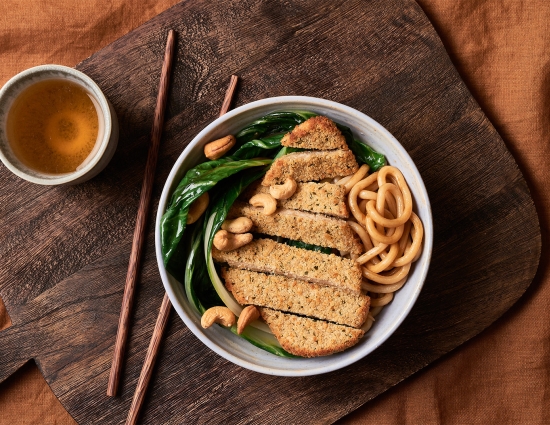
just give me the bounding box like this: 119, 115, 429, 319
237, 305, 260, 334
186, 192, 209, 224
221, 217, 253, 234
201, 306, 236, 328
269, 177, 297, 200
249, 193, 277, 215
213, 230, 253, 251
204, 135, 236, 160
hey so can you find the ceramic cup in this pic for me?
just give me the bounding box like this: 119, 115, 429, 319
0, 65, 119, 185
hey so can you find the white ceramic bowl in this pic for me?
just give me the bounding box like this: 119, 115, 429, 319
155, 96, 432, 376
0, 65, 119, 185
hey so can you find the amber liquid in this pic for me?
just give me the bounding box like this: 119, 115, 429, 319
6, 79, 99, 174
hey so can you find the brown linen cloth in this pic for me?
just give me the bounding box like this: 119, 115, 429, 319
0, 0, 548, 423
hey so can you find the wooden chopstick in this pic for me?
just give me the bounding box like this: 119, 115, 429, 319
125, 75, 239, 425
107, 29, 176, 398
219, 74, 238, 116
126, 293, 171, 425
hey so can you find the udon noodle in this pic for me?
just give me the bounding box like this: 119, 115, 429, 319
336, 164, 424, 332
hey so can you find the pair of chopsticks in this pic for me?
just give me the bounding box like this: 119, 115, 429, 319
106, 29, 239, 425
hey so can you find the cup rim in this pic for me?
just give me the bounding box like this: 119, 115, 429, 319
0, 64, 113, 185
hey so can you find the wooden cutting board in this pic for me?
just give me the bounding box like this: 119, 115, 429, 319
0, 0, 541, 423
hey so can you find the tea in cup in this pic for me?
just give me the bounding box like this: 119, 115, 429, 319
0, 65, 118, 185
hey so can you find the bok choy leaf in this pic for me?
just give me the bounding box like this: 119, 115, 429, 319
338, 124, 386, 171
231, 134, 284, 159
283, 239, 332, 254
181, 215, 223, 314
161, 158, 272, 264
235, 111, 317, 144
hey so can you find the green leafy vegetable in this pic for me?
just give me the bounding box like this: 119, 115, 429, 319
338, 124, 386, 171
182, 219, 206, 314
283, 239, 333, 255
235, 111, 317, 144
349, 138, 387, 171
228, 111, 317, 159
181, 216, 222, 314
231, 134, 284, 159
273, 146, 306, 160
161, 158, 272, 264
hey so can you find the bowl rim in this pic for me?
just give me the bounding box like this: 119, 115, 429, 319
155, 95, 433, 376
0, 64, 113, 185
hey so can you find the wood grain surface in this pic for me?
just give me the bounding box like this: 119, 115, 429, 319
0, 0, 541, 424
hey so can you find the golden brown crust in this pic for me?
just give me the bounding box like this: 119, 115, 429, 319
222, 268, 370, 328
262, 150, 359, 186
259, 308, 364, 357
212, 238, 363, 294
281, 116, 348, 150
229, 201, 362, 255
241, 181, 349, 219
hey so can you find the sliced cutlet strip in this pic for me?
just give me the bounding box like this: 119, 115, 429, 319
228, 201, 362, 255
241, 181, 349, 219
212, 238, 362, 294
222, 268, 370, 328
262, 150, 358, 186
259, 308, 364, 357
281, 116, 348, 150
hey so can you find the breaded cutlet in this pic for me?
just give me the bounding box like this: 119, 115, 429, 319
222, 268, 370, 328
212, 238, 362, 294
241, 181, 349, 219
262, 150, 358, 186
259, 308, 365, 357
281, 116, 348, 150
228, 201, 362, 255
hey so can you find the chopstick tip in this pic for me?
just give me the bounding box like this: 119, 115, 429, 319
167, 29, 176, 45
